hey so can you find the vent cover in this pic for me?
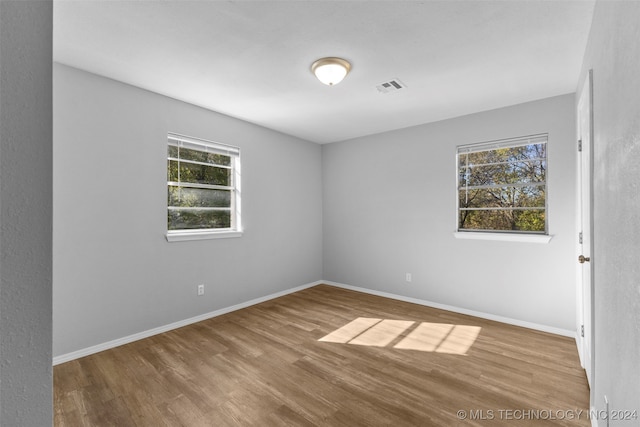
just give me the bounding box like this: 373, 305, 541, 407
376, 78, 406, 94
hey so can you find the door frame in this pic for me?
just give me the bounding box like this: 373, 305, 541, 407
576, 69, 594, 388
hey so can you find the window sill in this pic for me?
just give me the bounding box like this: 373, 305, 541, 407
453, 232, 552, 244
166, 230, 243, 242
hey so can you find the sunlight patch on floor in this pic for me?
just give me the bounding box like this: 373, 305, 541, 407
319, 317, 481, 355
349, 319, 414, 347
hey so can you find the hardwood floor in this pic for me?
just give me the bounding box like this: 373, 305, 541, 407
54, 285, 590, 426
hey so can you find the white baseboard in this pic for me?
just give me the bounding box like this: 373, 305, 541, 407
53, 279, 575, 365
324, 281, 575, 338
52, 280, 323, 365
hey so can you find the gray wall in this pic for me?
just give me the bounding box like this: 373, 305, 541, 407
0, 1, 53, 425
323, 94, 577, 332
53, 64, 323, 357
577, 0, 640, 417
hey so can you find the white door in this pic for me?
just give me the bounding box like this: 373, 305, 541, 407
577, 70, 593, 387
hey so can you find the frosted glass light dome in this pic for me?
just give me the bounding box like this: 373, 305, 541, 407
311, 57, 351, 86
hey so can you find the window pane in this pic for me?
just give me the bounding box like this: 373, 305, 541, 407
168, 158, 177, 182
167, 134, 240, 235
167, 160, 230, 186
459, 209, 545, 232
168, 186, 230, 208
460, 159, 546, 186
459, 186, 545, 209
168, 145, 230, 166
457, 137, 547, 234
168, 209, 231, 230
460, 143, 546, 167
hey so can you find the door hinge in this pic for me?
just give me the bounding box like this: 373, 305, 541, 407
578, 139, 583, 152
581, 325, 584, 337
579, 232, 583, 244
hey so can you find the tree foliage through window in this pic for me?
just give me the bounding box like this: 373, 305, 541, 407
457, 135, 547, 233
167, 134, 239, 232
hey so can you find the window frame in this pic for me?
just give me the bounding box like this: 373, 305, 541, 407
455, 134, 549, 240
166, 132, 242, 242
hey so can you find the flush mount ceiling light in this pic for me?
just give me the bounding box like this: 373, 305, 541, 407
311, 57, 351, 86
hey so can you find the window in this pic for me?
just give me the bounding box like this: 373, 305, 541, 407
166, 133, 241, 241
457, 134, 547, 234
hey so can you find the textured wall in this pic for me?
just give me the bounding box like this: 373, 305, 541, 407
53, 64, 323, 358
576, 0, 640, 417
323, 94, 577, 332
0, 1, 53, 425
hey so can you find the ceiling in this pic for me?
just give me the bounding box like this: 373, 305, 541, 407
54, 1, 595, 144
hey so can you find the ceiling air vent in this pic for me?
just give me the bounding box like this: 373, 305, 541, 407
376, 78, 406, 94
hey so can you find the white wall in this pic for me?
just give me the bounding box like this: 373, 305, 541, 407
54, 66, 581, 360
323, 94, 577, 332
0, 1, 53, 424
53, 64, 323, 358
577, 0, 640, 416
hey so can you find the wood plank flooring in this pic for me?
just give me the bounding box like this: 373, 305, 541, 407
54, 285, 590, 426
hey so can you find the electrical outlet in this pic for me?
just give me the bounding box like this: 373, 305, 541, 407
197, 284, 205, 296
405, 273, 412, 283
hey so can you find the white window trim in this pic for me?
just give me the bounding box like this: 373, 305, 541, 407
165, 132, 242, 242
456, 133, 549, 237
453, 231, 552, 244
166, 229, 243, 242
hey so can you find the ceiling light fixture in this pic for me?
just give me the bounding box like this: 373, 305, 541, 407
311, 57, 351, 86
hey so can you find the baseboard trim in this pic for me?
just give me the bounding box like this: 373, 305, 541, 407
323, 281, 575, 338
52, 280, 323, 365
53, 279, 575, 365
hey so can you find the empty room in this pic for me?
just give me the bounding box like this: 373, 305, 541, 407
1, 1, 639, 426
